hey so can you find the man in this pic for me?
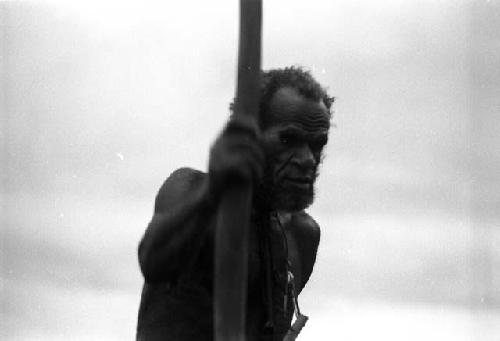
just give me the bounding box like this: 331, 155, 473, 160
137, 67, 333, 340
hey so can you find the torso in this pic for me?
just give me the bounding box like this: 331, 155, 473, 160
137, 170, 320, 341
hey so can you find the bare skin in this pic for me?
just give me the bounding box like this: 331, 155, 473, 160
137, 87, 330, 340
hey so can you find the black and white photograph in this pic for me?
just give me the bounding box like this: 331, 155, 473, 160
2, 0, 499, 340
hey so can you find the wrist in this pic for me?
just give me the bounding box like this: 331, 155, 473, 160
197, 177, 219, 210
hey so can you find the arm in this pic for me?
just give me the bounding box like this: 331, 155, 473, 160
291, 212, 321, 294
138, 167, 214, 283
139, 117, 264, 284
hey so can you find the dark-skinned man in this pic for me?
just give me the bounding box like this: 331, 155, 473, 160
137, 67, 334, 341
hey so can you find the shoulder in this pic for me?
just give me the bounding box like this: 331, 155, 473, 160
159, 167, 205, 190
154, 167, 207, 213
287, 211, 321, 292
290, 211, 321, 245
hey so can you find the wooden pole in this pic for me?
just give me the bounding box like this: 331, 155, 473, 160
214, 1, 262, 340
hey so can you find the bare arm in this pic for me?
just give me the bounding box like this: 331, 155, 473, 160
291, 212, 320, 294
138, 167, 214, 283
138, 117, 264, 284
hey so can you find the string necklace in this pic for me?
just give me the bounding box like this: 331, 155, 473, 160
274, 211, 309, 339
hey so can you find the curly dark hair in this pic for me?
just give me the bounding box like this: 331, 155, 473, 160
230, 66, 334, 128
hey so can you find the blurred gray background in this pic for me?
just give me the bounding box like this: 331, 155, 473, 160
1, 0, 499, 340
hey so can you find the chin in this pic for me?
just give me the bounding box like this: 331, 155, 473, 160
277, 193, 314, 212
271, 185, 315, 213
255, 175, 316, 213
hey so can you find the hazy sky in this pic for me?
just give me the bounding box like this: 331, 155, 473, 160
2, 1, 500, 340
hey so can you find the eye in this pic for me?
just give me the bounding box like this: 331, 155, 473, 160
310, 138, 328, 152
280, 133, 295, 145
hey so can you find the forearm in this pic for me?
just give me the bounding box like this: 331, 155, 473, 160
139, 178, 215, 282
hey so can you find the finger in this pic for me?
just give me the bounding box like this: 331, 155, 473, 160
227, 140, 265, 165
218, 156, 254, 183
235, 152, 264, 183
225, 116, 260, 140
227, 152, 264, 180
222, 152, 263, 183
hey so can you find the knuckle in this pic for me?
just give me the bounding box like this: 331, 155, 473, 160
226, 117, 259, 138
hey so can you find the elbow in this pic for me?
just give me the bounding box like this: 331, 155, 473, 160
138, 238, 163, 284
138, 235, 179, 284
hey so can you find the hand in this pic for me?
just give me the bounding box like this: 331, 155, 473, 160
208, 116, 264, 194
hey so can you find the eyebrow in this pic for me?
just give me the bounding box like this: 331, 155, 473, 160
278, 126, 328, 141
279, 126, 305, 136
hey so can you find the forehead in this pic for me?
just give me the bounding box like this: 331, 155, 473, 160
264, 87, 330, 132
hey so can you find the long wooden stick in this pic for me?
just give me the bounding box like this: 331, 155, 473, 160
214, 1, 262, 340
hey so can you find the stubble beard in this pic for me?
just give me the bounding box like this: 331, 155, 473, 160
255, 165, 317, 213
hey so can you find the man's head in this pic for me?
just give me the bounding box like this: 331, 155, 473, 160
253, 67, 334, 212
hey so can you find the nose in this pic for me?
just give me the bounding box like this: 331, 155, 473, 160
292, 145, 316, 170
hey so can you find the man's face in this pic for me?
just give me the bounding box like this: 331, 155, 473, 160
258, 87, 330, 212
